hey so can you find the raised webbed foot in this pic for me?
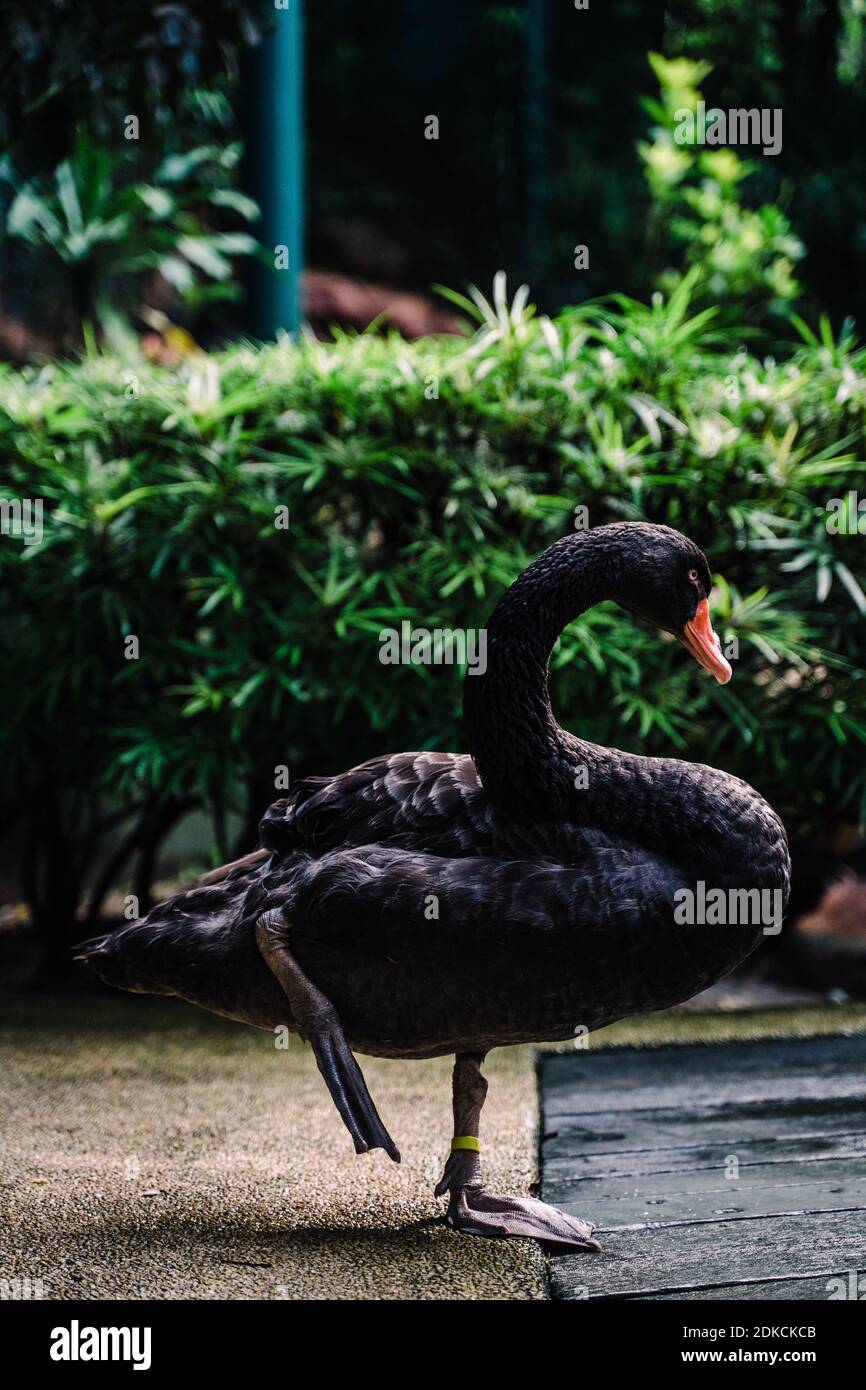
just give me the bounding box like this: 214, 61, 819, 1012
310, 1020, 401, 1163
435, 1149, 600, 1251
256, 913, 400, 1163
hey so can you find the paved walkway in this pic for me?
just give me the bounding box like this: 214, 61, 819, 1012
542, 1034, 866, 1300
5, 990, 866, 1301
0, 992, 544, 1300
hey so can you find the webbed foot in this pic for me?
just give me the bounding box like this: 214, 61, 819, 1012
310, 1021, 401, 1163
435, 1147, 599, 1251
446, 1185, 600, 1250
256, 912, 400, 1163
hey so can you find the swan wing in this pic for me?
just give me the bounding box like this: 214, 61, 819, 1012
258, 751, 491, 856
256, 750, 622, 867
255, 843, 696, 1054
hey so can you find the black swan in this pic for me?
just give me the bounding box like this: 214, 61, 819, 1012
79, 522, 791, 1250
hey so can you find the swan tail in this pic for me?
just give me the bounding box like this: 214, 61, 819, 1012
73, 856, 269, 997
73, 926, 177, 996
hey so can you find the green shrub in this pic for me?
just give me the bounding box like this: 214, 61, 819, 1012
640, 54, 804, 323
3, 132, 259, 341
2, 274, 865, 967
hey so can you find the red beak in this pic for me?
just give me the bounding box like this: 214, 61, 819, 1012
679, 598, 732, 684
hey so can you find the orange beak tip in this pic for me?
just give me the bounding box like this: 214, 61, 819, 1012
681, 598, 733, 685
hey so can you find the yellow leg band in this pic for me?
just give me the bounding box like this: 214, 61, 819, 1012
450, 1135, 480, 1153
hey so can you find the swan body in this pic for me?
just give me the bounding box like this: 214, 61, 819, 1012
97, 752, 781, 1058
80, 522, 791, 1249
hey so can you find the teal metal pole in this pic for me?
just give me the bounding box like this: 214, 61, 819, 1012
525, 0, 550, 300
242, 1, 305, 338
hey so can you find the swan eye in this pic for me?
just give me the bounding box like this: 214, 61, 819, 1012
688, 568, 699, 583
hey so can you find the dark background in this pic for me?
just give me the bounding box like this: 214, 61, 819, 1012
1, 1, 865, 990
1, 1, 865, 337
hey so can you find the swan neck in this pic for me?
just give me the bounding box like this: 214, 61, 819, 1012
464, 531, 610, 817
463, 533, 790, 899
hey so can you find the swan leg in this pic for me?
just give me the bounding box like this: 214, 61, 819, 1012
255, 911, 400, 1163
434, 1053, 600, 1252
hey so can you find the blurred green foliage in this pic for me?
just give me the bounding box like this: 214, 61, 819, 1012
3, 3, 866, 977
0, 1, 258, 158
639, 54, 803, 323
3, 133, 259, 335
4, 2, 866, 338
0, 1, 262, 346
2, 273, 865, 960
307, 0, 866, 326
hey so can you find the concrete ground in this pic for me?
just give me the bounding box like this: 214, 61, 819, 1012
3, 989, 865, 1301
0, 991, 545, 1300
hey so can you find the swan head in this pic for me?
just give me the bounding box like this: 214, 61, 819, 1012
611, 522, 732, 684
